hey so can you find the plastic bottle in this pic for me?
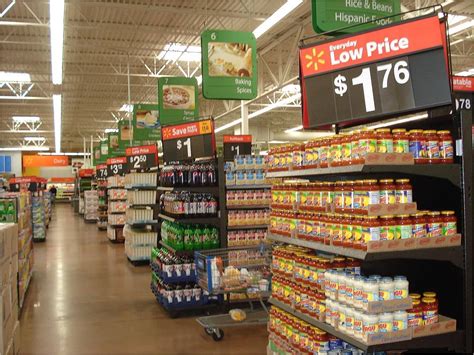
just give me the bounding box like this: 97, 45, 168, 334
352, 309, 364, 339
363, 278, 379, 304
362, 314, 379, 342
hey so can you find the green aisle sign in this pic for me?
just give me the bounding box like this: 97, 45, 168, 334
107, 132, 120, 157
157, 77, 198, 126
100, 141, 109, 160
201, 30, 257, 100
93, 147, 101, 166
312, 0, 400, 34
131, 104, 161, 141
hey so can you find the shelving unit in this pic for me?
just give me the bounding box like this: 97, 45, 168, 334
107, 175, 127, 243
96, 179, 108, 231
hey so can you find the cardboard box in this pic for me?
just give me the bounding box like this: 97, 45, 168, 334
364, 152, 414, 165
364, 297, 413, 314
12, 321, 19, 355
365, 234, 461, 253
412, 315, 456, 338
0, 261, 12, 290
2, 286, 11, 324
2, 314, 13, 354
366, 202, 417, 216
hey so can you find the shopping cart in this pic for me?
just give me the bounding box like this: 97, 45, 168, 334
195, 245, 271, 341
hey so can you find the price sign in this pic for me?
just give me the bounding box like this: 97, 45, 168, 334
107, 157, 128, 176
223, 135, 252, 161
126, 144, 158, 170
96, 164, 108, 180
161, 119, 215, 163
300, 15, 452, 129
452, 76, 473, 112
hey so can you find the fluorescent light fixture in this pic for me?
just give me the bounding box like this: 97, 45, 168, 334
0, 146, 49, 152
39, 152, 90, 156
24, 137, 46, 142
12, 116, 40, 123
196, 75, 202, 86
0, 71, 31, 83
50, 0, 65, 85
448, 14, 467, 27
215, 120, 241, 133
0, 0, 16, 18
104, 128, 118, 133
119, 104, 133, 112
285, 125, 303, 133
259, 150, 268, 156
369, 113, 428, 130
53, 94, 61, 153
269, 140, 289, 144
253, 0, 303, 39
157, 43, 201, 62
448, 19, 474, 36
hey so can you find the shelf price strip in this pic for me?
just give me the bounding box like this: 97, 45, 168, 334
300, 15, 452, 129
126, 144, 158, 170
106, 156, 128, 176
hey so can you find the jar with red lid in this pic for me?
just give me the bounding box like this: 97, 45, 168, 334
325, 213, 336, 245
333, 182, 344, 212
292, 144, 305, 169
379, 179, 396, 204
332, 256, 347, 270
422, 297, 439, 325
360, 179, 380, 211
395, 214, 413, 239
297, 213, 307, 240
424, 130, 440, 164
395, 179, 413, 203
427, 212, 442, 238
380, 215, 396, 240
312, 183, 322, 211
303, 141, 315, 168
319, 213, 329, 243
351, 130, 361, 164
438, 130, 454, 164
340, 133, 352, 165
361, 216, 380, 247
376, 128, 394, 153
343, 181, 355, 213
329, 136, 342, 167
332, 214, 344, 246
358, 129, 377, 162
393, 128, 410, 153
342, 215, 354, 248
321, 182, 334, 209
441, 210, 457, 236
352, 216, 363, 249
409, 129, 427, 164
352, 180, 365, 214
407, 299, 423, 327
411, 212, 427, 238
319, 138, 330, 168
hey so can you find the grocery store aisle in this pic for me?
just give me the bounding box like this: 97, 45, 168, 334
19, 204, 267, 354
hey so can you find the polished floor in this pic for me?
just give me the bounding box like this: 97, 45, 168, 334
20, 204, 267, 354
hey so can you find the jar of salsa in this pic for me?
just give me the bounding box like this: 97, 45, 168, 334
360, 179, 380, 211
351, 216, 363, 250
407, 299, 423, 327
342, 215, 354, 248
329, 136, 342, 166
376, 128, 394, 153
395, 214, 413, 239
362, 216, 380, 247
379, 179, 396, 204
333, 182, 344, 212
393, 128, 409, 153
304, 141, 315, 168
359, 129, 377, 162
292, 144, 305, 169
351, 130, 361, 164
412, 212, 427, 238
395, 179, 413, 203
380, 215, 396, 240
332, 214, 344, 246
319, 138, 330, 168
441, 210, 457, 236
424, 130, 440, 164
340, 134, 353, 165
422, 297, 439, 325
344, 181, 355, 213
352, 180, 364, 214
438, 130, 454, 164
409, 129, 426, 164
427, 212, 442, 238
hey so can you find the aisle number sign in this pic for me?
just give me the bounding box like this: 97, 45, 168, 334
201, 30, 258, 100
300, 15, 452, 129
161, 119, 215, 163
131, 104, 161, 141
452, 76, 473, 112
158, 77, 199, 126
312, 0, 400, 34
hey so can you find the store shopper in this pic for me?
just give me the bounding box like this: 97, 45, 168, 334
49, 185, 57, 203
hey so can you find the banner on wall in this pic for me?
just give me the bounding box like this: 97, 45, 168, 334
23, 155, 69, 168
131, 104, 161, 141
201, 29, 257, 100
158, 77, 199, 126
311, 0, 401, 34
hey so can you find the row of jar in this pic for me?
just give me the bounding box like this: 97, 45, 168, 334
270, 210, 457, 247
267, 128, 454, 170
271, 179, 413, 213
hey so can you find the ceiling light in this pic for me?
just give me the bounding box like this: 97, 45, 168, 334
268, 140, 290, 144
285, 125, 303, 133
253, 0, 303, 39
448, 14, 467, 27
24, 137, 46, 142
0, 147, 50, 152
119, 104, 133, 112
369, 114, 428, 129
53, 94, 62, 153
50, 0, 65, 85
440, 0, 455, 7
12, 116, 40, 123
448, 19, 474, 36
157, 43, 201, 62
104, 128, 118, 133
0, 71, 31, 83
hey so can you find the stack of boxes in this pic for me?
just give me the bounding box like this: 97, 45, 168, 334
0, 223, 20, 354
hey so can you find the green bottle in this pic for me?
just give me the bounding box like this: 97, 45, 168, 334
211, 228, 220, 249
175, 224, 184, 251
184, 226, 193, 251
202, 226, 211, 249
193, 226, 203, 250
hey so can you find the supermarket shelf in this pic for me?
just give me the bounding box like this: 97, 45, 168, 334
226, 184, 272, 190
267, 233, 464, 268
226, 205, 270, 210
227, 224, 268, 230
108, 224, 125, 228
159, 212, 220, 225
108, 198, 127, 201
109, 211, 126, 214
125, 185, 158, 190
127, 221, 159, 228
127, 204, 157, 208
158, 185, 220, 193
269, 298, 459, 352
266, 164, 461, 187
159, 240, 195, 255
19, 272, 33, 309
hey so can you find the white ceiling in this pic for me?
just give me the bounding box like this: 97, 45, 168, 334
0, 0, 473, 151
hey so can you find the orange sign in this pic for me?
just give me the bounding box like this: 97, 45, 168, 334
161, 119, 213, 141
452, 76, 474, 92
23, 155, 69, 168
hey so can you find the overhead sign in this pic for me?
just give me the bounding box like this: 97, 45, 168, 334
23, 155, 69, 168
78, 169, 94, 178
312, 0, 401, 34
107, 156, 128, 176
452, 76, 473, 112
131, 104, 161, 141
126, 144, 158, 171
158, 77, 198, 126
107, 132, 120, 157
223, 135, 252, 161
161, 119, 215, 163
201, 30, 258, 100
96, 163, 108, 180
100, 141, 109, 158
300, 15, 452, 129
93, 147, 102, 166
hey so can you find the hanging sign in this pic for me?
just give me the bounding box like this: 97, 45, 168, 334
223, 135, 252, 161
201, 30, 258, 100
161, 119, 215, 163
93, 147, 102, 166
131, 104, 162, 141
100, 141, 109, 159
23, 155, 69, 168
126, 144, 158, 171
78, 169, 94, 178
96, 163, 108, 180
300, 15, 452, 129
107, 132, 120, 157
107, 157, 128, 176
312, 0, 401, 34
452, 76, 473, 112
158, 77, 198, 126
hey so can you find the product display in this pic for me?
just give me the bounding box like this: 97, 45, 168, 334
160, 162, 217, 187
107, 175, 127, 242
84, 190, 99, 221
32, 193, 46, 241
228, 209, 270, 226
225, 155, 267, 186
160, 192, 218, 217
97, 179, 108, 230
226, 189, 271, 207
125, 172, 158, 187
161, 220, 219, 251
227, 229, 267, 247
